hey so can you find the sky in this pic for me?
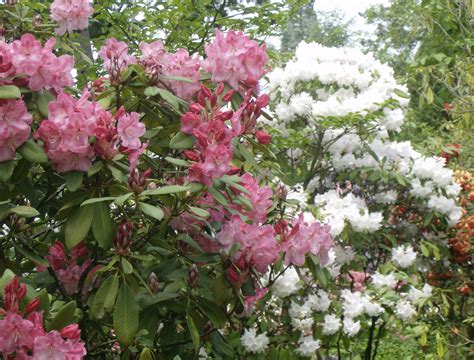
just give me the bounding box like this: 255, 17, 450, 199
314, 0, 391, 33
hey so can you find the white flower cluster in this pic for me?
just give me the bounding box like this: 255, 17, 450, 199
371, 272, 397, 289
268, 42, 409, 130
240, 328, 269, 354
272, 267, 303, 298
391, 245, 417, 268
313, 190, 383, 236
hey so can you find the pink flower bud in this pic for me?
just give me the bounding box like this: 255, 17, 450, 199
255, 130, 271, 145
61, 324, 81, 340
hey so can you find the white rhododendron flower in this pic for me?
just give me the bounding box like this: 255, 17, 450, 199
240, 328, 269, 354
395, 300, 417, 321
392, 245, 417, 268
322, 314, 341, 335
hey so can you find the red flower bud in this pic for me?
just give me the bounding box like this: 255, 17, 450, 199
61, 324, 81, 340
25, 297, 41, 314
256, 130, 271, 145
222, 90, 235, 102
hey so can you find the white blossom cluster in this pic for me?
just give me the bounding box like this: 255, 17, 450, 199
240, 328, 269, 354
391, 245, 417, 268
267, 42, 409, 130
313, 190, 383, 236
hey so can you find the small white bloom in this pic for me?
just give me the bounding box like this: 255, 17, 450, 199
272, 267, 302, 298
395, 300, 416, 321
240, 328, 270, 354
371, 272, 397, 289
322, 314, 341, 335
296, 335, 321, 357
343, 317, 361, 337
392, 245, 417, 268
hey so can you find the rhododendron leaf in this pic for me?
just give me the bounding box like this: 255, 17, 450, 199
0, 85, 21, 99
65, 205, 94, 249
87, 161, 104, 177
394, 88, 410, 98
91, 275, 119, 319
186, 307, 200, 352
144, 86, 160, 97
156, 88, 183, 110
169, 131, 195, 149
420, 243, 430, 257
236, 143, 258, 168
49, 300, 78, 331
195, 297, 226, 327
0, 269, 16, 297
8, 205, 39, 218
107, 164, 127, 183
177, 234, 203, 253
38, 289, 51, 315
65, 171, 84, 192
0, 161, 15, 183
114, 282, 139, 346
121, 258, 134, 274
395, 173, 407, 186
165, 156, 190, 167
188, 206, 210, 218
13, 244, 48, 267
114, 192, 133, 206
81, 196, 117, 206
208, 187, 228, 205
161, 75, 194, 83
141, 185, 190, 196
139, 348, 154, 360
436, 332, 444, 357
138, 202, 164, 220
36, 90, 55, 117
17, 140, 48, 163
92, 202, 114, 249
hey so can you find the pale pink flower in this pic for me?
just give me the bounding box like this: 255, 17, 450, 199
117, 111, 145, 150
50, 0, 94, 35
139, 40, 166, 68
0, 313, 36, 355
202, 29, 268, 91
0, 41, 15, 78
0, 99, 33, 162
33, 330, 87, 360
162, 49, 201, 99
237, 173, 272, 223
98, 38, 136, 74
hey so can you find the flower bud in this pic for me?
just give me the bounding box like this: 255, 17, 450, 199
61, 324, 81, 340
148, 272, 160, 293
114, 220, 133, 255
187, 264, 199, 288
275, 183, 287, 201
255, 130, 271, 145
222, 89, 235, 102
25, 297, 41, 314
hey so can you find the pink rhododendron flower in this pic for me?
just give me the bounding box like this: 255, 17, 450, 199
50, 0, 94, 35
244, 287, 268, 316
346, 271, 370, 292
0, 312, 37, 355
256, 129, 271, 144
0, 99, 33, 162
202, 29, 268, 91
0, 42, 15, 78
117, 111, 145, 150
11, 34, 74, 91
217, 216, 279, 273
139, 40, 166, 68
33, 330, 87, 359
98, 38, 136, 75
279, 214, 333, 267
162, 49, 201, 99
235, 173, 273, 223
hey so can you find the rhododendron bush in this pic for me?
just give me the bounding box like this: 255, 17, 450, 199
0, 1, 472, 359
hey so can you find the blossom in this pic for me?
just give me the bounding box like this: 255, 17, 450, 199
203, 29, 268, 91
98, 38, 136, 74
272, 267, 302, 298
50, 0, 94, 35
395, 300, 416, 321
343, 317, 361, 337
280, 214, 333, 266
0, 312, 37, 355
341, 290, 365, 318
306, 290, 331, 312
0, 99, 32, 162
11, 34, 74, 91
371, 272, 397, 289
407, 284, 433, 303
391, 245, 417, 268
33, 330, 87, 359
322, 314, 341, 335
296, 335, 320, 357
240, 328, 269, 354
117, 111, 145, 150
237, 173, 273, 223
162, 49, 201, 99
289, 302, 314, 332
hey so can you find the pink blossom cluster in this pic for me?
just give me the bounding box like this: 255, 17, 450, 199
0, 99, 32, 162
50, 0, 94, 35
139, 40, 201, 99
0, 34, 74, 91
98, 38, 136, 83
236, 173, 273, 223
346, 271, 370, 292
0, 277, 86, 359
35, 93, 146, 172
217, 215, 280, 274
202, 29, 268, 92
37, 241, 98, 295
277, 215, 333, 267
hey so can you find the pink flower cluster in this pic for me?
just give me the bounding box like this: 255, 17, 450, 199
139, 40, 201, 99
346, 271, 370, 292
50, 0, 94, 35
0, 34, 74, 91
0, 99, 32, 162
236, 173, 272, 223
0, 277, 86, 359
35, 93, 146, 172
98, 38, 136, 83
217, 215, 280, 274
37, 241, 98, 295
277, 215, 333, 267
202, 29, 268, 91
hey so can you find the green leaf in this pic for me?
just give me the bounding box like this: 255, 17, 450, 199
141, 185, 190, 196
144, 86, 160, 97
65, 171, 84, 192
176, 234, 203, 252
49, 301, 77, 331
169, 132, 195, 149
394, 88, 410, 99
208, 187, 228, 205
165, 156, 190, 167
156, 88, 182, 110
395, 173, 407, 186
0, 161, 15, 183
161, 75, 193, 83
87, 161, 104, 177
138, 202, 164, 221
92, 202, 114, 249
13, 244, 48, 267
8, 206, 39, 218
0, 269, 15, 297
139, 348, 154, 360
0, 85, 21, 99
436, 332, 444, 357
114, 282, 139, 346
188, 206, 210, 218
36, 90, 55, 117
91, 275, 119, 319
114, 193, 133, 206
17, 140, 48, 163
81, 196, 117, 206
420, 243, 430, 257
426, 88, 434, 104
121, 258, 133, 274
186, 308, 200, 352
196, 297, 226, 327
65, 205, 94, 249
237, 143, 257, 168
